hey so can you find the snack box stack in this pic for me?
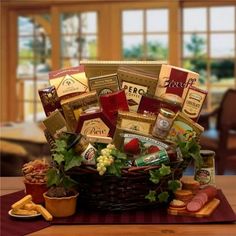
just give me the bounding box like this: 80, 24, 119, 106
39, 61, 207, 169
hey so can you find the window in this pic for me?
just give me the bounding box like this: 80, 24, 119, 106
17, 14, 51, 121
122, 9, 169, 60
3, 1, 236, 123
182, 6, 236, 110
60, 12, 98, 68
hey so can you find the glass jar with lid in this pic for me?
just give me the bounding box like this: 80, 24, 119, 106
68, 133, 97, 165
152, 108, 175, 139
194, 150, 216, 187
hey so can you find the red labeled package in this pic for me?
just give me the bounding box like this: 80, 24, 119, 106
75, 109, 115, 137
155, 65, 199, 100
99, 90, 129, 124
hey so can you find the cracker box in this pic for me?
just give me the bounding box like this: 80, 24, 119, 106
155, 65, 199, 100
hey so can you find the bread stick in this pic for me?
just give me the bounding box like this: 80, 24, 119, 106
12, 209, 38, 216
11, 195, 32, 210
36, 205, 53, 221
23, 202, 37, 211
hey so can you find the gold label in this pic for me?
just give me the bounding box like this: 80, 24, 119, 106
182, 89, 206, 119
89, 75, 119, 96
50, 72, 88, 97
81, 118, 110, 136
121, 81, 148, 111
120, 118, 151, 134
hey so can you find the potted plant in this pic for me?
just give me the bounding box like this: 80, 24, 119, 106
44, 134, 83, 217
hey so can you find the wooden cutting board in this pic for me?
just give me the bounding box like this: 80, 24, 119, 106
168, 198, 220, 218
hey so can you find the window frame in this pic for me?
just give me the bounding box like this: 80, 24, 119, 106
109, 1, 180, 64
1, 0, 236, 122
181, 3, 236, 111
51, 4, 110, 70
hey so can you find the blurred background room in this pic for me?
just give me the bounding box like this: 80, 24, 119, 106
1, 0, 236, 176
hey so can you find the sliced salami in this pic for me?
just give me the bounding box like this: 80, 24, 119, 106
186, 186, 217, 212
186, 200, 202, 212
199, 186, 217, 201
192, 192, 208, 205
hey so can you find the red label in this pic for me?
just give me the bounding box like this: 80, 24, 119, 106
49, 65, 85, 79
165, 68, 189, 97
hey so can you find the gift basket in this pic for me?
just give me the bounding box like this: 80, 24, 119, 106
39, 61, 207, 212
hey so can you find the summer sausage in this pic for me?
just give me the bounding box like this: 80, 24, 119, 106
186, 186, 217, 212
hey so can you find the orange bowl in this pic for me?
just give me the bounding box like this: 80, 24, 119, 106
43, 192, 79, 217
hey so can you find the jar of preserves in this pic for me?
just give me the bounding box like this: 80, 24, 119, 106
69, 134, 97, 165
194, 150, 215, 187
152, 108, 175, 139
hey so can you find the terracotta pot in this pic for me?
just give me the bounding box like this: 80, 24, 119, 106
43, 192, 79, 217
24, 181, 48, 204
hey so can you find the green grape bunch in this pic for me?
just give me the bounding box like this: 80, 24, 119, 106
96, 144, 115, 175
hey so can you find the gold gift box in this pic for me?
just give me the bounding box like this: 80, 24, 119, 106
43, 110, 70, 138
61, 91, 98, 131
117, 111, 156, 136
80, 60, 166, 78
88, 73, 119, 96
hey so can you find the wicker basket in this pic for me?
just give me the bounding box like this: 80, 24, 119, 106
68, 158, 191, 211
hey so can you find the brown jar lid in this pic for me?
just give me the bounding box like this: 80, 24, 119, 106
200, 150, 215, 157
161, 93, 183, 107
160, 108, 175, 118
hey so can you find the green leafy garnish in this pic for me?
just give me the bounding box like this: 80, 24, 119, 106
64, 149, 83, 171
159, 165, 171, 176
46, 168, 60, 187
47, 134, 82, 189
149, 170, 161, 184
107, 149, 127, 177
177, 133, 202, 168
149, 164, 171, 184
53, 153, 64, 165
145, 190, 157, 202
111, 149, 127, 160
168, 180, 181, 192
157, 191, 169, 203
61, 175, 78, 189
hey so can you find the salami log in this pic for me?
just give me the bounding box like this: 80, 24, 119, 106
186, 186, 217, 212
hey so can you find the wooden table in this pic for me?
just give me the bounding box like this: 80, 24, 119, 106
1, 176, 236, 236
0, 122, 50, 157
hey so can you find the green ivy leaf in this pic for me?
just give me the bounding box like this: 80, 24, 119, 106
145, 190, 157, 202
111, 149, 127, 160
64, 154, 83, 171
52, 139, 67, 153
149, 169, 161, 184
61, 175, 78, 189
46, 168, 60, 187
104, 148, 128, 177
107, 159, 124, 177
159, 164, 171, 176
168, 180, 181, 192
53, 153, 64, 165
177, 134, 202, 170
158, 191, 169, 203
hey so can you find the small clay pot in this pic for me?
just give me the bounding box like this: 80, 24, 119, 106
24, 181, 48, 204
43, 192, 79, 217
